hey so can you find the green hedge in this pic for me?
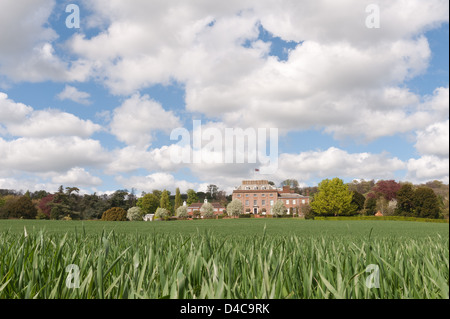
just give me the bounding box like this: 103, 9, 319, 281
314, 216, 448, 223
239, 214, 252, 218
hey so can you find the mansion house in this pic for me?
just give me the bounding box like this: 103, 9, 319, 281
232, 180, 310, 215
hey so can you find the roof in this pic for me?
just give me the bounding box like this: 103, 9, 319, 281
187, 202, 225, 209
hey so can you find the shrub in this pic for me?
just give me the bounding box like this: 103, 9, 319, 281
127, 207, 143, 221
227, 200, 243, 217
176, 206, 188, 219
155, 208, 170, 220
303, 205, 315, 220
193, 210, 201, 219
201, 202, 215, 218
101, 207, 127, 221
239, 214, 251, 218
272, 200, 287, 217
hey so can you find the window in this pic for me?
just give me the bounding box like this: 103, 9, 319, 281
245, 200, 249, 206
262, 200, 266, 205
254, 194, 257, 197
286, 200, 290, 205
262, 186, 266, 190
270, 200, 274, 206
270, 193, 274, 197
254, 187, 258, 190
237, 194, 241, 197
262, 194, 266, 197
293, 200, 296, 205
246, 194, 249, 197
254, 200, 257, 205
302, 199, 306, 204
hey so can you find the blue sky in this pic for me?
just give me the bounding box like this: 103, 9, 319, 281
0, 0, 448, 195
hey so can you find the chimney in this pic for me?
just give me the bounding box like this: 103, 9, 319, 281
282, 186, 290, 193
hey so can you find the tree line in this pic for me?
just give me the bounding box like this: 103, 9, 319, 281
0, 179, 447, 220
307, 178, 448, 219
0, 184, 231, 221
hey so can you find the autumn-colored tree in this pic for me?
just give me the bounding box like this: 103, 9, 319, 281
101, 207, 127, 221
372, 180, 402, 201
7, 195, 38, 219
38, 194, 55, 218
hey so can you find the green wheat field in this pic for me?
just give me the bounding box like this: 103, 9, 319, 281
0, 219, 448, 299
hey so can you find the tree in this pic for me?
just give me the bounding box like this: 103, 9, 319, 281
413, 187, 441, 219
200, 202, 215, 218
364, 194, 377, 215
108, 190, 129, 210
160, 190, 172, 214
303, 204, 315, 220
127, 207, 143, 221
176, 205, 188, 219
137, 193, 159, 215
101, 207, 127, 221
206, 184, 219, 200
281, 179, 300, 193
347, 179, 375, 195
227, 200, 243, 217
351, 191, 366, 214
7, 195, 38, 219
186, 189, 198, 206
311, 178, 355, 216
372, 180, 401, 201
272, 200, 287, 217
38, 194, 55, 219
395, 184, 415, 216
155, 208, 169, 220
174, 188, 183, 210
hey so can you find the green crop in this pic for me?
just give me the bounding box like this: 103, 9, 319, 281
0, 220, 448, 299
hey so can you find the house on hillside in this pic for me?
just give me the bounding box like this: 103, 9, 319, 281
232, 180, 310, 215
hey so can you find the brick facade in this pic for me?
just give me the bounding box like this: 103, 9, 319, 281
232, 180, 310, 215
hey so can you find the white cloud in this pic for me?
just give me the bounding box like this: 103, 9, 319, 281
415, 120, 449, 158
51, 167, 102, 187
407, 155, 449, 184
7, 110, 101, 138
110, 93, 181, 147
0, 136, 108, 173
270, 147, 406, 183
0, 92, 33, 123
65, 1, 448, 142
0, 92, 101, 138
0, 1, 90, 82
117, 172, 197, 194
57, 85, 92, 105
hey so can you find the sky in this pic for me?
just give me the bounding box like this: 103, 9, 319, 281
0, 0, 448, 196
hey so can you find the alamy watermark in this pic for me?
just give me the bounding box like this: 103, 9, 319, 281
365, 264, 380, 289
65, 4, 80, 29
65, 264, 80, 289
170, 120, 279, 175
365, 4, 381, 29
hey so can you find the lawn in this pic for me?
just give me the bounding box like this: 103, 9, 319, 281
0, 219, 448, 299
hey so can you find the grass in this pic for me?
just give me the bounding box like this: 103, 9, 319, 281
0, 219, 448, 299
